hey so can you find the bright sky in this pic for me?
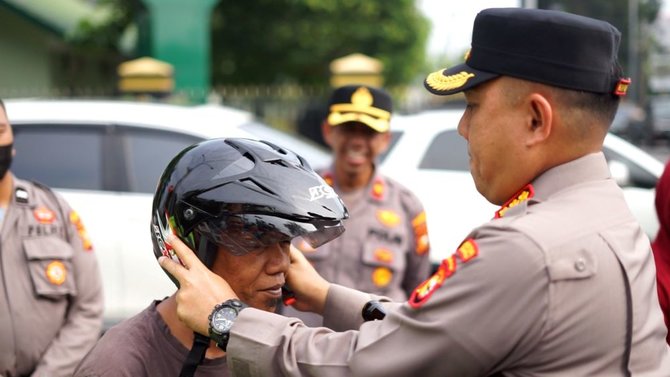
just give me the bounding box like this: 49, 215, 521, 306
417, 0, 670, 58
417, 0, 520, 58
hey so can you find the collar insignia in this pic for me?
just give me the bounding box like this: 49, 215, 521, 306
495, 184, 535, 219
371, 178, 384, 200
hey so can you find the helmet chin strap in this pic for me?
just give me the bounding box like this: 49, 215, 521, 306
179, 239, 217, 377
179, 333, 211, 377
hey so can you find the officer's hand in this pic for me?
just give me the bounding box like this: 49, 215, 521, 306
158, 234, 238, 336
286, 245, 330, 314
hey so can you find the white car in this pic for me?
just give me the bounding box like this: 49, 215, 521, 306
381, 108, 664, 266
5, 99, 330, 328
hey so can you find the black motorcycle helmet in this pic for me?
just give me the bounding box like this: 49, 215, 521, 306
151, 137, 348, 286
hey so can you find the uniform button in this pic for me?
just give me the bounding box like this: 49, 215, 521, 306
574, 258, 586, 272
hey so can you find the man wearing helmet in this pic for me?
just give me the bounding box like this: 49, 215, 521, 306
74, 138, 347, 376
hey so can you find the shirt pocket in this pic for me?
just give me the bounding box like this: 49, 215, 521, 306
547, 247, 597, 282
361, 243, 404, 290
23, 236, 78, 299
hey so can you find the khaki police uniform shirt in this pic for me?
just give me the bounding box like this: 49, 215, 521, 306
225, 153, 670, 376
0, 177, 103, 377
298, 167, 431, 301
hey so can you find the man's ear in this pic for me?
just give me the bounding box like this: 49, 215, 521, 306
377, 130, 392, 153
321, 121, 333, 147
525, 93, 553, 147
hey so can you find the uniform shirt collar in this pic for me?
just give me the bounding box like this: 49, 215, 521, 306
322, 164, 388, 202
531, 152, 611, 201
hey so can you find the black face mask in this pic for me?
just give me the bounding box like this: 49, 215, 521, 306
0, 144, 13, 179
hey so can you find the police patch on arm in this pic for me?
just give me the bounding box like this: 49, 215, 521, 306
408, 238, 479, 308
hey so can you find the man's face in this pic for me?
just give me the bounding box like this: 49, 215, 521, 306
211, 241, 290, 312
325, 122, 390, 175
0, 106, 13, 146
458, 79, 529, 205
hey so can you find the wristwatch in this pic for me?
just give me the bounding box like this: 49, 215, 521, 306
208, 299, 248, 351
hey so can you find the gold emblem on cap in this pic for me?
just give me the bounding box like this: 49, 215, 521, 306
351, 87, 374, 107
426, 70, 475, 92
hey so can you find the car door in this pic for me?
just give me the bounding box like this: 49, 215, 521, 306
12, 122, 205, 327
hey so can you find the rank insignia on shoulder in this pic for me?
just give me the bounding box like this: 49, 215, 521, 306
408, 238, 479, 308
495, 184, 535, 219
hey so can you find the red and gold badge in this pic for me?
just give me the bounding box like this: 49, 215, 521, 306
376, 209, 400, 228
409, 255, 456, 308
408, 238, 480, 308
70, 211, 94, 251
412, 211, 430, 255
495, 184, 535, 218
33, 206, 56, 224
45, 261, 67, 285
371, 178, 385, 200
372, 267, 393, 287
457, 239, 478, 262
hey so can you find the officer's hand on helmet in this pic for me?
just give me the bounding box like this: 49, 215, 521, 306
286, 245, 330, 315
159, 234, 238, 336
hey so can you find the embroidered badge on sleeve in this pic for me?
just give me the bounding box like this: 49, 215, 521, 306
408, 238, 479, 308
70, 211, 94, 251
412, 211, 430, 255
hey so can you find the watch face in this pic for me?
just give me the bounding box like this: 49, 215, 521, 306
211, 306, 237, 334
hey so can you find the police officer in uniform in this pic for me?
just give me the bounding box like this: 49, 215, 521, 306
0, 99, 104, 377
160, 8, 670, 376
286, 85, 430, 326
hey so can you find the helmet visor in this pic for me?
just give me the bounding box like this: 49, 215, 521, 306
196, 214, 344, 256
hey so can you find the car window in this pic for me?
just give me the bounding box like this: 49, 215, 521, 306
419, 129, 470, 171
118, 127, 202, 194
602, 147, 658, 189
13, 125, 105, 190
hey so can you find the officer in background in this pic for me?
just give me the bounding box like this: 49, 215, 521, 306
0, 98, 104, 376
285, 85, 430, 326
159, 8, 670, 376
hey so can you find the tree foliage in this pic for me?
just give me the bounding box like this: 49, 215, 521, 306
210, 0, 429, 86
